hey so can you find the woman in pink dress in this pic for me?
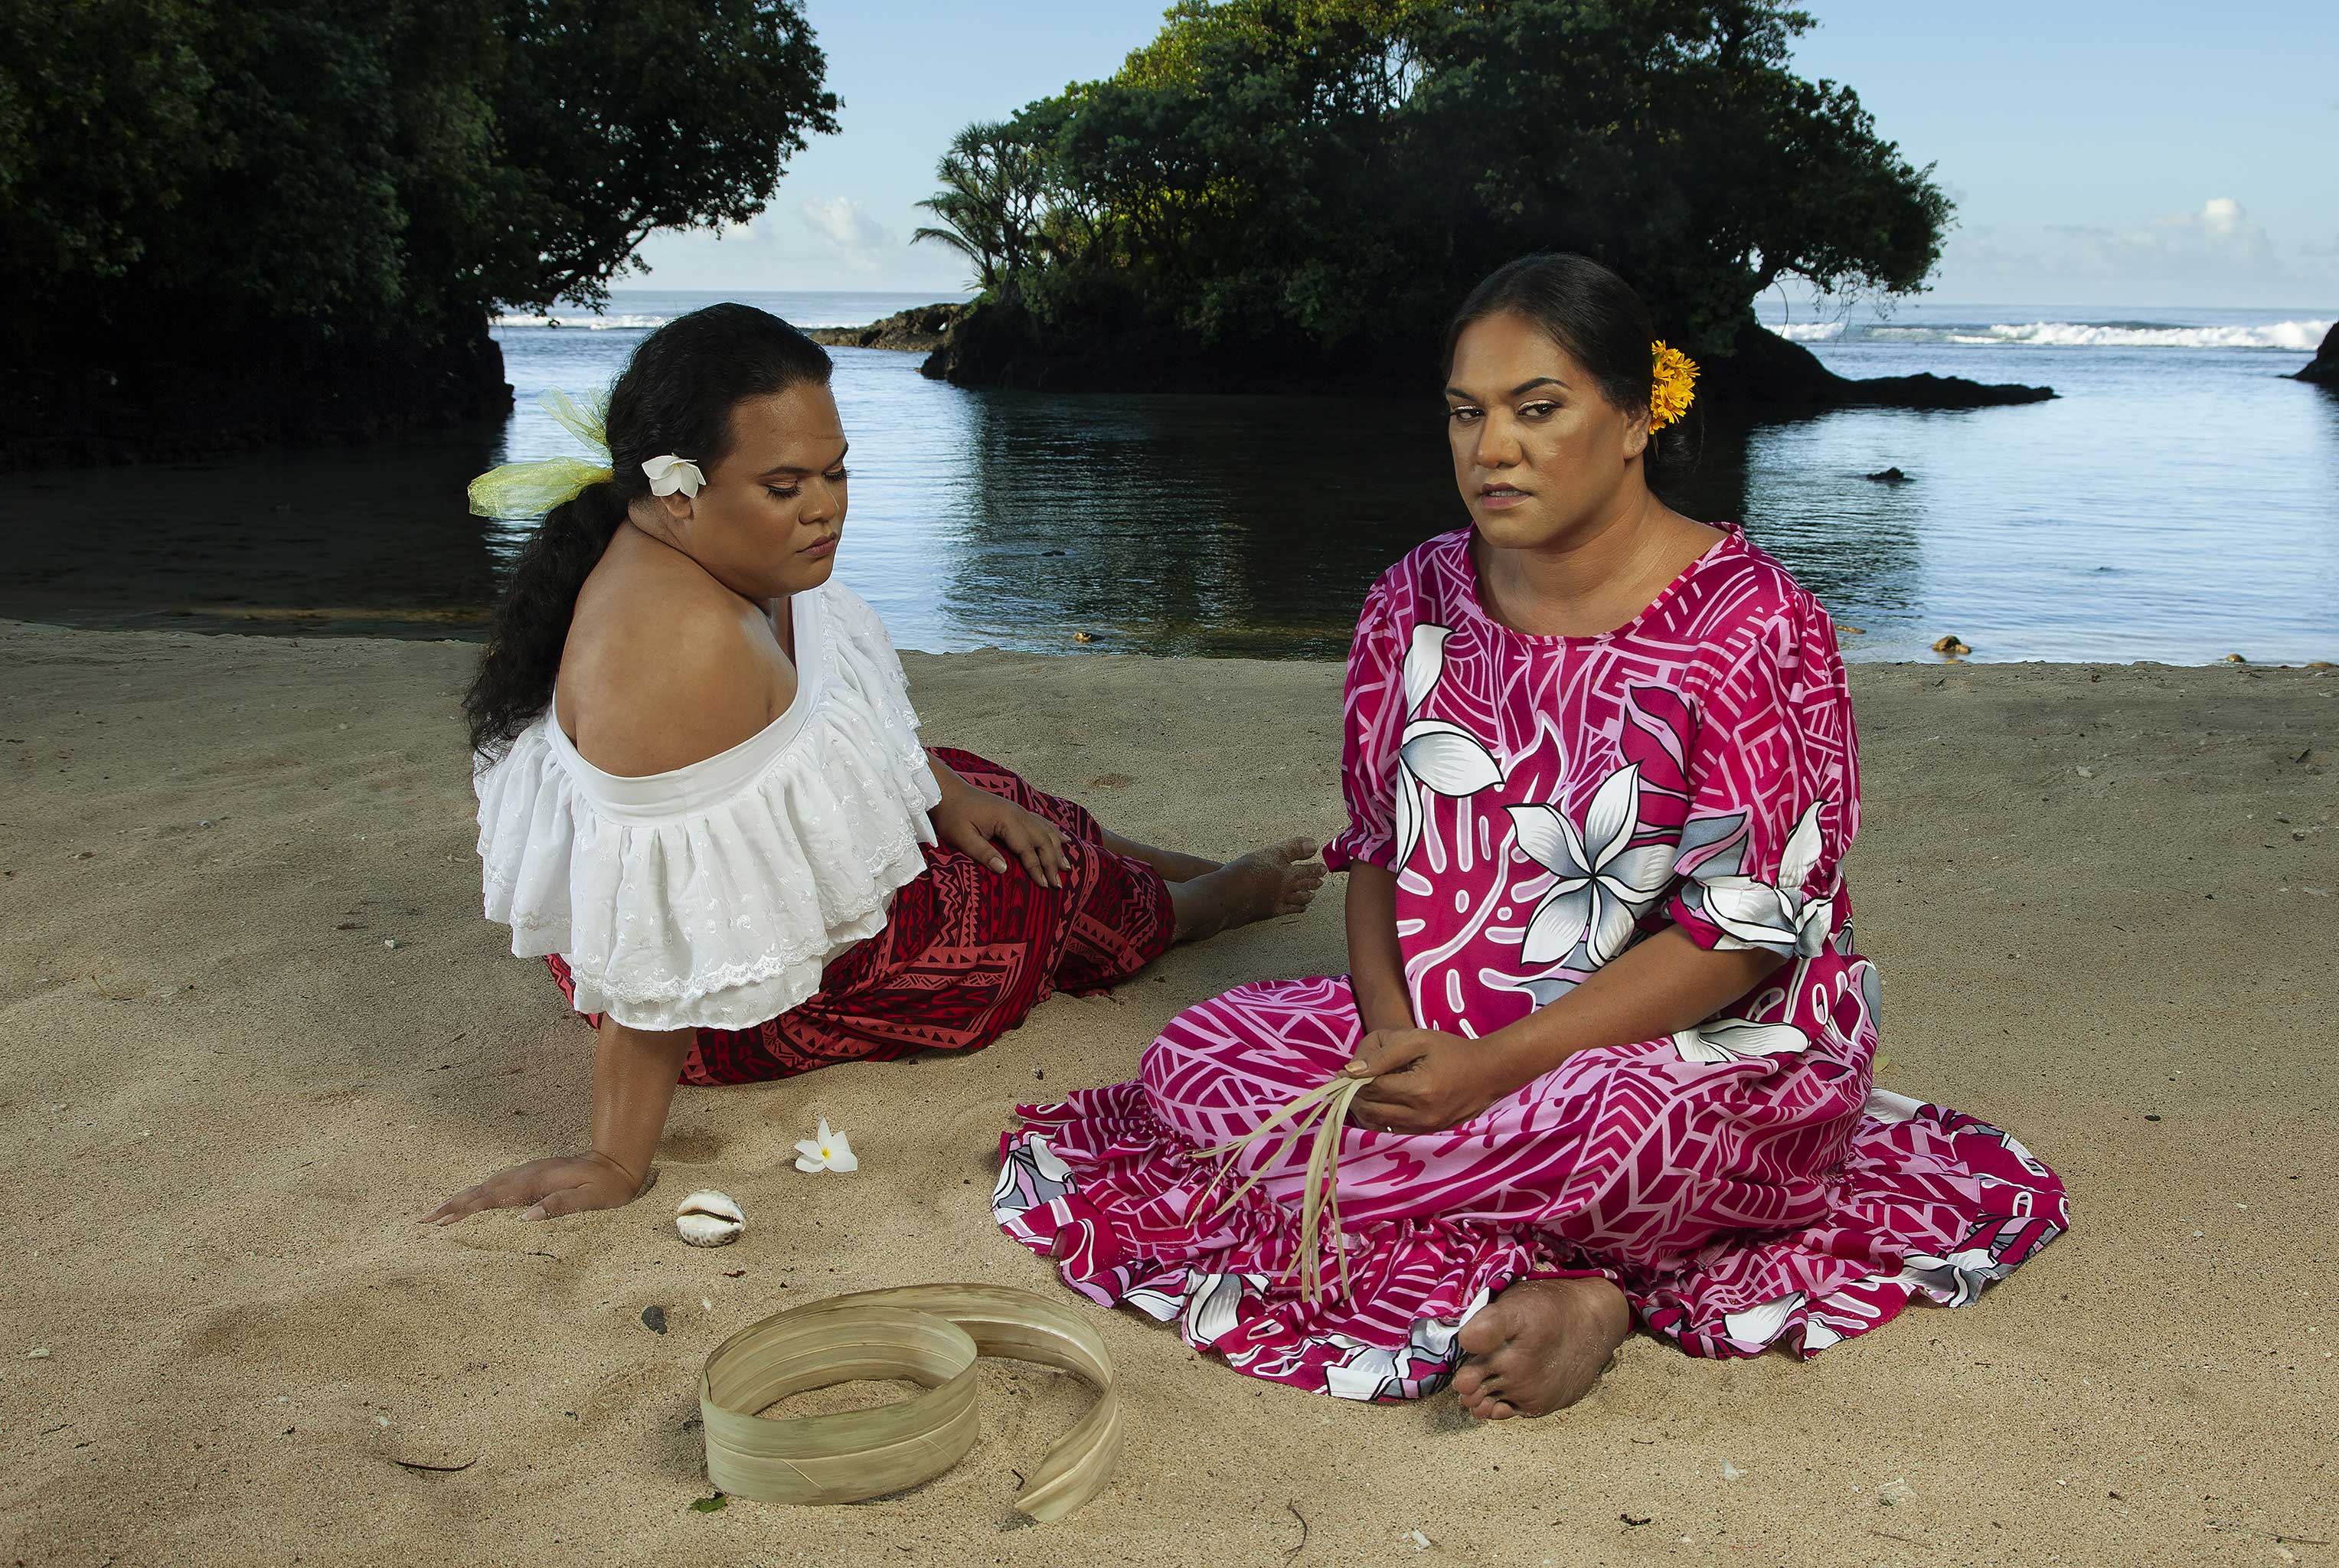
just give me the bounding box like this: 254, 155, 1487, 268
995, 254, 2066, 1416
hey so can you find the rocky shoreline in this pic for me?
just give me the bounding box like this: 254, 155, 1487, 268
807, 303, 965, 353
907, 301, 2055, 410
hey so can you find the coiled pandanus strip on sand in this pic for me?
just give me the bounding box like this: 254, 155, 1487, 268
698, 1282, 1120, 1521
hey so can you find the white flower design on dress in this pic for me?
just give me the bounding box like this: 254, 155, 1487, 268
1670, 1015, 1813, 1065
1720, 1290, 1806, 1350
1392, 625, 1503, 870
1693, 801, 1836, 956
1894, 1246, 2015, 1308
1504, 764, 1674, 967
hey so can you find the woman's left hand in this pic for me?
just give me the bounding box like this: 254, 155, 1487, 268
932, 779, 1072, 889
1343, 1028, 1515, 1133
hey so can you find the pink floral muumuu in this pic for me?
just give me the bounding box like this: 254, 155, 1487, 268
995, 524, 2066, 1400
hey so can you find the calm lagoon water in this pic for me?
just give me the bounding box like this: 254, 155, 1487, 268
6, 290, 2334, 665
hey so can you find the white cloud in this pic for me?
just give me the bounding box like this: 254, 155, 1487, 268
799, 197, 895, 271
1936, 196, 2336, 305
2047, 196, 2283, 283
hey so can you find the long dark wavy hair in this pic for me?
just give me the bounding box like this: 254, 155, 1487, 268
1440, 253, 1695, 489
463, 304, 835, 757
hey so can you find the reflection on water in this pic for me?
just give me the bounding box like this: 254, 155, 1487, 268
2, 434, 510, 638
5, 307, 2335, 665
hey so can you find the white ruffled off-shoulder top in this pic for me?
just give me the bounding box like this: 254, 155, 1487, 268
473, 582, 941, 1031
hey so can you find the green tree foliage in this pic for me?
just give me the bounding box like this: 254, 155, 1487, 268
0, 0, 836, 453
913, 122, 1053, 293
933, 0, 1949, 381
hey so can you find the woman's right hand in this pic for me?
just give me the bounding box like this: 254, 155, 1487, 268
421, 1151, 648, 1225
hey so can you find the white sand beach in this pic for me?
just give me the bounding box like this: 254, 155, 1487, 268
2, 619, 2333, 1566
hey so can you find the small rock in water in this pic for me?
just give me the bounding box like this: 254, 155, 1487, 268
642, 1305, 668, 1335
1073, 631, 1098, 643
1863, 467, 1912, 483
1836, 624, 1866, 635
1877, 1477, 1915, 1506
2223, 652, 2247, 664
1931, 635, 1971, 657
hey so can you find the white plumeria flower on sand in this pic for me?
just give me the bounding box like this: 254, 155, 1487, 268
1393, 625, 1502, 868
1696, 802, 1835, 956
1671, 1014, 1812, 1065
793, 1117, 858, 1174
641, 453, 707, 498
1505, 764, 1674, 967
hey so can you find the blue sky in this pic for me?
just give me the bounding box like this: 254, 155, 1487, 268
634, 1, 2339, 309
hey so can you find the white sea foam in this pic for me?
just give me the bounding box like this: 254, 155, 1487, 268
1831, 318, 2330, 351
492, 312, 672, 331
492, 309, 912, 331
1765, 320, 1845, 342
1963, 320, 2328, 349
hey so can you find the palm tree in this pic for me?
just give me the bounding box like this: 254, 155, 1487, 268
911, 122, 1047, 296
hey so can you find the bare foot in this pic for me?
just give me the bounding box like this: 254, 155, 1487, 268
1168, 837, 1326, 942
1450, 1277, 1631, 1420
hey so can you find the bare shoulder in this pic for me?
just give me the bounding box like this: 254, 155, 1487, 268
557, 537, 792, 776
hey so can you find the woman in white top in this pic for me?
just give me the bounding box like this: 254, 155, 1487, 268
426, 305, 1323, 1224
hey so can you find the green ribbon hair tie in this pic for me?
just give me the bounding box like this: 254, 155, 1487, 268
466, 390, 616, 520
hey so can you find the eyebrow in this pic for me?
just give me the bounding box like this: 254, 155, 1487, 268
1444, 377, 1569, 400
758, 440, 850, 479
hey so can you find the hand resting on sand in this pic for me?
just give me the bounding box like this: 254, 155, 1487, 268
422, 1018, 689, 1225
423, 1151, 650, 1224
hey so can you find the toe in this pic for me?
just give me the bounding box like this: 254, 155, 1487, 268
1485, 1400, 1518, 1420
1456, 1305, 1511, 1359
1451, 1361, 1486, 1399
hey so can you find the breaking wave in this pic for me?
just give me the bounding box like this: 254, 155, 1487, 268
1769, 317, 2329, 351
492, 312, 672, 331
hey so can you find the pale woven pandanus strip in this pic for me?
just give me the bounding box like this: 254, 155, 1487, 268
699, 1282, 1120, 1521
1199, 1073, 1368, 1305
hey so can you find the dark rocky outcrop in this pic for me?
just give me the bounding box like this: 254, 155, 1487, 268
917, 302, 2054, 411
1709, 318, 2053, 410
2, 325, 513, 470
2288, 321, 2339, 385
808, 303, 965, 353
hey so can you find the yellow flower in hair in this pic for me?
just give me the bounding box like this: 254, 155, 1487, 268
1650, 341, 1699, 431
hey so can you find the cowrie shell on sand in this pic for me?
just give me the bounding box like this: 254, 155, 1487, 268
675, 1189, 744, 1248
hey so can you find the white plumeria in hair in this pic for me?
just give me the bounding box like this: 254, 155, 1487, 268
1694, 802, 1835, 956
1392, 625, 1503, 869
793, 1117, 858, 1174
642, 453, 706, 498
1505, 763, 1674, 968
